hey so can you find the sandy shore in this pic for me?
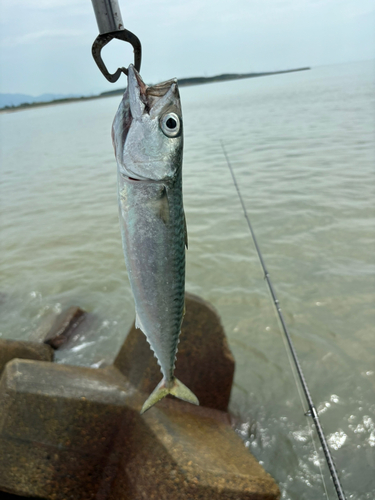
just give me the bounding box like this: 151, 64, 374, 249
1, 67, 310, 114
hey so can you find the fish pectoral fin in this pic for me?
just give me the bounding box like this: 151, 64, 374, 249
146, 186, 170, 224
158, 186, 170, 224
140, 377, 199, 414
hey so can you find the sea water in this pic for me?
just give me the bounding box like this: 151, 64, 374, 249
0, 60, 374, 499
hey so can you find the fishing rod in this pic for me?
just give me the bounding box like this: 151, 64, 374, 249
221, 141, 346, 500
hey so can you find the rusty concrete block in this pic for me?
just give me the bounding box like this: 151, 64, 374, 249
44, 306, 86, 349
109, 395, 280, 500
114, 292, 235, 412
0, 360, 279, 500
0, 291, 279, 500
0, 339, 54, 376
0, 359, 134, 499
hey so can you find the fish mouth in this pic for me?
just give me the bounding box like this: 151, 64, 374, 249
127, 64, 180, 120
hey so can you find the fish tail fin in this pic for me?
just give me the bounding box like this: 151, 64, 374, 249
169, 377, 199, 406
140, 377, 199, 414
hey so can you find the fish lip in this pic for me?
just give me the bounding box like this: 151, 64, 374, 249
128, 64, 147, 99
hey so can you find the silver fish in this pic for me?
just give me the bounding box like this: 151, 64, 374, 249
112, 65, 199, 414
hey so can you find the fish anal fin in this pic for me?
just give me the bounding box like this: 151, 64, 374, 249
140, 377, 199, 414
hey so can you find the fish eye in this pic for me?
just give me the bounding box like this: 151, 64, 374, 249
160, 112, 180, 138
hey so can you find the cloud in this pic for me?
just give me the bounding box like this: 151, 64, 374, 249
0, 0, 87, 10
0, 0, 373, 95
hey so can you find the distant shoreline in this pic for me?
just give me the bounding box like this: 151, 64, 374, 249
0, 67, 310, 113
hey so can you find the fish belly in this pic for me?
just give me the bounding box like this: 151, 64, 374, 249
118, 174, 185, 381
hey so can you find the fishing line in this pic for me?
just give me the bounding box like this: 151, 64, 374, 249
220, 141, 346, 500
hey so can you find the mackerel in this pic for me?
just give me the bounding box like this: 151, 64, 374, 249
112, 65, 199, 414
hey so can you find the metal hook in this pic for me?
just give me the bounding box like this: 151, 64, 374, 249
92, 29, 142, 83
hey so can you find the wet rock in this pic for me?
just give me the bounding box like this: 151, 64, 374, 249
0, 339, 54, 376
28, 310, 59, 342
0, 359, 134, 500
114, 292, 235, 411
43, 306, 86, 349
55, 311, 103, 355
110, 395, 280, 500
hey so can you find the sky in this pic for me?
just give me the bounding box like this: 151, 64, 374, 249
0, 0, 374, 96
